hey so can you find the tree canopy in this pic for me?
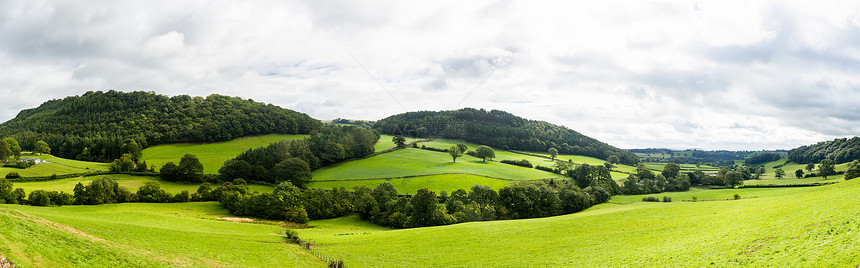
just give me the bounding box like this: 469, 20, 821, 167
788, 137, 860, 164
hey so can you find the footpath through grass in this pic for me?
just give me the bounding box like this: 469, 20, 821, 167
141, 134, 307, 174
0, 202, 324, 267
297, 179, 860, 267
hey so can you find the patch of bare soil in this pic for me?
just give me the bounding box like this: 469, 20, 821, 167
217, 217, 255, 223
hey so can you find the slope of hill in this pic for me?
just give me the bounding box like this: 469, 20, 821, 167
140, 134, 308, 173
296, 178, 860, 267
0, 91, 321, 162
373, 108, 640, 165
788, 136, 860, 164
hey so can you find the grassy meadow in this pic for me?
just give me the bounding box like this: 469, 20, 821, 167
0, 154, 110, 178
0, 202, 323, 267
312, 148, 565, 182
307, 173, 511, 195
296, 178, 860, 267
141, 134, 308, 174
375, 134, 421, 152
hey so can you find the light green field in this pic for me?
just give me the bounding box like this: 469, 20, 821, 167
0, 154, 110, 178
375, 135, 421, 152
313, 148, 566, 182
141, 134, 308, 174
0, 202, 323, 267
13, 174, 274, 194
307, 174, 511, 195
297, 179, 860, 267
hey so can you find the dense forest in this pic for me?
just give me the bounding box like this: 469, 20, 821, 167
0, 91, 320, 162
788, 137, 860, 164
373, 108, 639, 165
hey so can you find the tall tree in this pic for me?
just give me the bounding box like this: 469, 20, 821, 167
448, 145, 463, 163
33, 141, 51, 155
474, 145, 495, 162
805, 163, 815, 171
456, 144, 468, 154
4, 138, 21, 159
548, 148, 558, 160
272, 158, 313, 187
0, 139, 10, 162
819, 159, 836, 179
392, 135, 406, 148
607, 155, 619, 165
795, 169, 804, 179
724, 171, 744, 188
774, 168, 786, 179
844, 160, 860, 180
661, 163, 680, 178
178, 154, 204, 182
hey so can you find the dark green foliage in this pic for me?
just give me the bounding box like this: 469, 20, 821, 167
661, 163, 680, 178
500, 159, 532, 168
548, 148, 558, 160
0, 138, 10, 161
0, 177, 14, 204
272, 158, 312, 187
724, 171, 744, 188
222, 126, 378, 183
392, 135, 406, 148
74, 177, 127, 205
806, 163, 815, 171
373, 108, 640, 165
642, 196, 659, 202
796, 169, 804, 178
12, 188, 25, 204
5, 138, 21, 159
607, 155, 619, 164
178, 154, 204, 182
159, 162, 180, 181
110, 154, 137, 172
136, 181, 171, 203
566, 164, 621, 194
662, 196, 672, 202
774, 168, 786, 179
456, 144, 468, 154
407, 189, 455, 227
172, 190, 191, 203
845, 160, 860, 180
448, 145, 463, 163
745, 152, 782, 165
788, 137, 860, 164
819, 159, 836, 178
0, 91, 321, 162
733, 194, 741, 200
28, 190, 51, 206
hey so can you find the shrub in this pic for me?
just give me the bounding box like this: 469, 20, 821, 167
500, 159, 533, 168
692, 196, 698, 202
28, 190, 51, 206
733, 194, 741, 200
662, 196, 672, 202
535, 165, 558, 173
642, 196, 660, 202
5, 172, 20, 179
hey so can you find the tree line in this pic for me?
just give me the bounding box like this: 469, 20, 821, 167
788, 137, 860, 164
218, 126, 379, 186
0, 91, 321, 162
373, 108, 640, 165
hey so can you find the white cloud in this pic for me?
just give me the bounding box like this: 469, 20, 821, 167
0, 0, 859, 150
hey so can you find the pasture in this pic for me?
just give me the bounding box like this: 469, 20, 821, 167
307, 173, 511, 195
13, 174, 275, 194
140, 134, 307, 174
296, 178, 860, 267
0, 154, 110, 178
0, 202, 322, 267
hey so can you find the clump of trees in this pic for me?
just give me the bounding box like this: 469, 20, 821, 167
620, 164, 691, 195
845, 160, 860, 180
160, 154, 205, 182
0, 91, 321, 162
219, 126, 378, 187
788, 137, 860, 164
745, 152, 782, 165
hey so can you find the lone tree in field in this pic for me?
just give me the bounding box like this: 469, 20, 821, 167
392, 135, 406, 148
448, 145, 463, 163
774, 167, 786, 179
795, 169, 804, 178
724, 171, 744, 188
475, 145, 495, 162
548, 148, 558, 160
805, 163, 815, 172
845, 160, 860, 180
33, 141, 51, 155
819, 159, 836, 179
607, 155, 619, 165
755, 167, 765, 179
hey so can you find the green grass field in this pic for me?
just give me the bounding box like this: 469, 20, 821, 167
375, 135, 421, 152
141, 134, 308, 174
13, 174, 275, 195
312, 148, 566, 182
295, 179, 860, 267
0, 202, 323, 267
0, 154, 110, 178
307, 174, 511, 195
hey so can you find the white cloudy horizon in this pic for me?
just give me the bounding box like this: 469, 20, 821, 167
1, 0, 859, 151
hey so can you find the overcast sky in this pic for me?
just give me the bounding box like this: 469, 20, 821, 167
1, 0, 859, 150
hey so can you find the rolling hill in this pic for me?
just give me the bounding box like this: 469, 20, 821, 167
373, 108, 640, 165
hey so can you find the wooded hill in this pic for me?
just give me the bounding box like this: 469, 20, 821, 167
788, 137, 860, 164
0, 91, 320, 162
373, 108, 639, 165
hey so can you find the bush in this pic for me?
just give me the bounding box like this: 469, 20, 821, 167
28, 190, 51, 206
5, 172, 20, 179
534, 165, 558, 173
662, 196, 672, 202
500, 159, 533, 168
692, 196, 698, 202
733, 194, 741, 200
642, 196, 660, 202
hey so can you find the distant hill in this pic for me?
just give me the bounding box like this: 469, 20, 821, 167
373, 108, 639, 165
0, 91, 321, 162
788, 137, 860, 164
